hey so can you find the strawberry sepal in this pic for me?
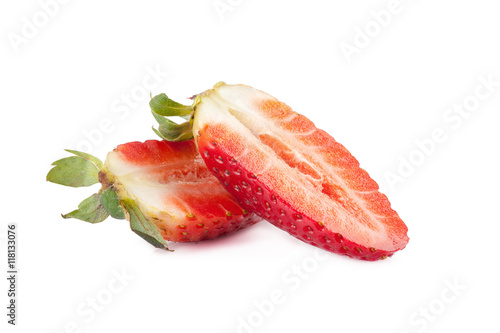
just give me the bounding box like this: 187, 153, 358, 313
62, 193, 109, 223
100, 187, 126, 220
121, 198, 171, 251
149, 93, 199, 142
46, 151, 102, 187
149, 93, 193, 117
151, 111, 194, 142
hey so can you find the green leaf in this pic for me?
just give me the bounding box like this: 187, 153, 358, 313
150, 93, 193, 117
151, 109, 170, 127
62, 193, 109, 223
47, 156, 100, 187
152, 127, 167, 141
158, 121, 193, 141
100, 187, 125, 220
121, 198, 170, 250
65, 149, 104, 169
151, 111, 194, 142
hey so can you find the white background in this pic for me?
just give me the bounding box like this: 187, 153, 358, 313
1, 1, 499, 332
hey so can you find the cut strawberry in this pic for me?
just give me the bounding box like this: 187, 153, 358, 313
47, 140, 260, 249
150, 83, 409, 260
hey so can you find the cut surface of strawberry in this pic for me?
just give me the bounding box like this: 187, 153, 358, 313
150, 83, 409, 260
47, 139, 260, 249
104, 140, 260, 242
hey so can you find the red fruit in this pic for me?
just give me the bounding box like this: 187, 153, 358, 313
150, 83, 409, 260
105, 140, 259, 242
47, 139, 260, 249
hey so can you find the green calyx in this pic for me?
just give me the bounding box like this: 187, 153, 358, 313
47, 150, 169, 250
149, 93, 200, 142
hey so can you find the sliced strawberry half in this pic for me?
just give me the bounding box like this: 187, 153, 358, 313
150, 83, 409, 260
104, 140, 259, 242
47, 139, 260, 249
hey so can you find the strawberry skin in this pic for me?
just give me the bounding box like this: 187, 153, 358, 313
103, 140, 260, 242
189, 83, 409, 260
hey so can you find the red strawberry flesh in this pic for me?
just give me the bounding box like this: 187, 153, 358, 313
192, 83, 409, 260
105, 140, 260, 242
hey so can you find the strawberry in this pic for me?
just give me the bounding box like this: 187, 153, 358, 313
47, 139, 260, 249
150, 82, 409, 260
